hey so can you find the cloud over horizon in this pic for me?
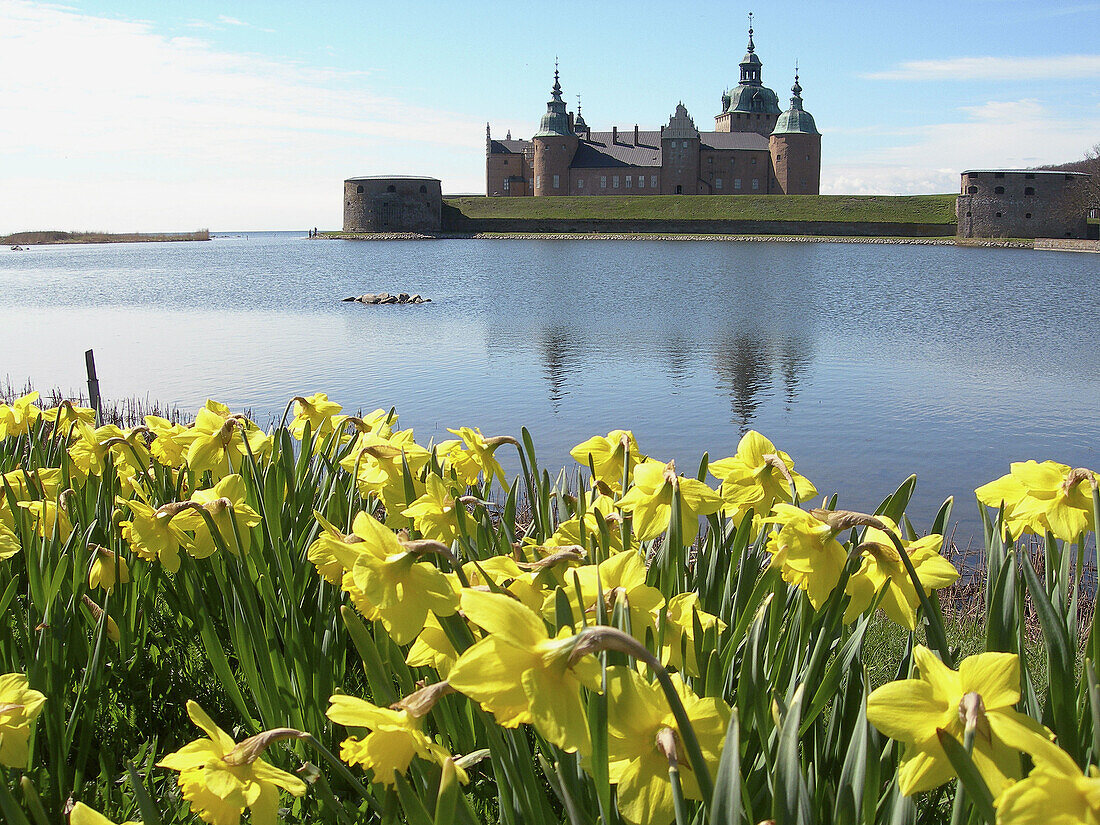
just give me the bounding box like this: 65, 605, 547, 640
866, 54, 1100, 81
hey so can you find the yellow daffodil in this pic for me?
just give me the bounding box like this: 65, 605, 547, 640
340, 429, 430, 499
69, 801, 141, 825
0, 392, 42, 439
157, 701, 306, 825
660, 592, 726, 677
994, 739, 1100, 824
81, 594, 121, 643
976, 460, 1098, 541
3, 467, 63, 507
42, 401, 96, 429
0, 672, 46, 767
843, 517, 958, 629
606, 666, 728, 825
402, 474, 461, 544
548, 550, 665, 641
145, 415, 191, 469
17, 499, 73, 542
406, 613, 460, 675
306, 513, 392, 620
570, 430, 644, 492
866, 646, 1055, 796
182, 402, 271, 480
765, 504, 846, 609
440, 427, 513, 487
327, 690, 464, 786
288, 393, 342, 442
68, 422, 127, 480
0, 519, 18, 560
172, 475, 262, 558
710, 430, 817, 519
88, 545, 131, 591
447, 589, 601, 754
536, 493, 632, 555
616, 459, 722, 544
347, 512, 458, 644
120, 499, 190, 572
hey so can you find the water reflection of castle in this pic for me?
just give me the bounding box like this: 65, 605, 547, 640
530, 324, 813, 429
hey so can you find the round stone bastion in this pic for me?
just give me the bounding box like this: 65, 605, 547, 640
343, 176, 442, 233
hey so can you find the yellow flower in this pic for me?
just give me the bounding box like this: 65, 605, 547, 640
120, 499, 190, 573
145, 415, 191, 469
447, 589, 602, 754
81, 594, 121, 643
570, 430, 644, 492
660, 592, 726, 677
547, 550, 665, 642
843, 517, 958, 629
289, 393, 343, 442
406, 613, 460, 675
340, 429, 430, 500
866, 645, 1055, 796
68, 422, 127, 479
182, 402, 271, 480
994, 739, 1100, 824
327, 692, 464, 786
157, 701, 306, 825
88, 545, 131, 591
17, 499, 73, 542
69, 801, 141, 825
42, 401, 96, 430
172, 475, 262, 558
606, 666, 728, 825
440, 427, 512, 487
0, 520, 18, 560
765, 504, 846, 609
0, 392, 41, 439
976, 460, 1098, 541
709, 430, 817, 519
402, 475, 461, 544
616, 459, 722, 544
349, 518, 458, 644
0, 672, 47, 768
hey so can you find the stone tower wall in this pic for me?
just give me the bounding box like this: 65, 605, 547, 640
714, 111, 779, 136
770, 133, 821, 195
343, 178, 442, 232
957, 171, 1089, 239
533, 136, 579, 196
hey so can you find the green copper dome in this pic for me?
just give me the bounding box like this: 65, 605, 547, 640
772, 74, 819, 135
724, 21, 781, 115
534, 67, 575, 137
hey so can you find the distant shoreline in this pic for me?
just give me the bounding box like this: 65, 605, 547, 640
3, 230, 210, 246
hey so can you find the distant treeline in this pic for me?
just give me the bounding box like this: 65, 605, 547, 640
3, 229, 210, 245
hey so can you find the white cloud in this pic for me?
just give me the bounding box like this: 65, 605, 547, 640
866, 55, 1100, 81
823, 98, 1100, 194
0, 1, 486, 230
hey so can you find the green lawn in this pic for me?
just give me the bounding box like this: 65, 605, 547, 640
444, 194, 959, 224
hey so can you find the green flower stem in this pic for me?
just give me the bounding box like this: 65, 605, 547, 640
886, 531, 953, 667
301, 733, 383, 815
949, 722, 978, 825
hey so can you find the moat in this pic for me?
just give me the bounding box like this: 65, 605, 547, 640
2, 232, 1097, 541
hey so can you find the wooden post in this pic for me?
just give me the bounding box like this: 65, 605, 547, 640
85, 349, 101, 421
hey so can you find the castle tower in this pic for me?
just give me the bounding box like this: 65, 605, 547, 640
532, 65, 578, 196
715, 15, 782, 136
770, 71, 821, 194
661, 103, 701, 195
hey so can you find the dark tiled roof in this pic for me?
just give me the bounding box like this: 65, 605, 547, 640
699, 132, 770, 150
489, 139, 531, 154
572, 131, 663, 168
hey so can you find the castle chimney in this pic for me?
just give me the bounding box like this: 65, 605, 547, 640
634, 124, 639, 144
612, 126, 618, 143
568, 112, 575, 131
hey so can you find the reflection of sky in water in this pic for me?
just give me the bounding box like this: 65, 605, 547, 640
2, 233, 1098, 540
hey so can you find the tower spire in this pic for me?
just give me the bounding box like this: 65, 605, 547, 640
747, 11, 754, 52
790, 64, 803, 108
552, 57, 562, 100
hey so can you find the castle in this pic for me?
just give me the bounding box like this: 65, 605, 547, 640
486, 22, 821, 198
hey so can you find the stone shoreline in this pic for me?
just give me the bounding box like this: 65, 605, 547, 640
324, 231, 1037, 248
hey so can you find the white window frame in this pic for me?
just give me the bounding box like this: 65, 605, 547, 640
536, 175, 541, 189
638, 176, 644, 189
613, 176, 620, 188
552, 174, 559, 189
734, 178, 741, 190
578, 178, 584, 189
651, 175, 658, 188
715, 177, 723, 190
625, 175, 632, 188
601, 176, 607, 189
752, 178, 759, 190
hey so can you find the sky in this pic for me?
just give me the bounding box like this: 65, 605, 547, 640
1, 0, 1098, 231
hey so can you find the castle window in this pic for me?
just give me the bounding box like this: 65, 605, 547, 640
682, 140, 688, 148
638, 176, 644, 189
776, 155, 782, 162
625, 176, 632, 188
601, 176, 607, 188
967, 185, 977, 194
1025, 187, 1035, 196
387, 185, 396, 192
995, 212, 1002, 218
536, 175, 541, 188
966, 211, 971, 217
995, 186, 1005, 194
553, 174, 559, 189
751, 157, 757, 165
578, 178, 584, 188
503, 179, 510, 192
752, 178, 759, 190
734, 178, 742, 190
356, 185, 363, 193
708, 157, 713, 164
419, 185, 427, 193
651, 175, 657, 187
715, 177, 723, 189
1026, 213, 1032, 219
613, 176, 620, 188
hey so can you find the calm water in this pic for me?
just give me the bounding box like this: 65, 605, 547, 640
2, 232, 1098, 542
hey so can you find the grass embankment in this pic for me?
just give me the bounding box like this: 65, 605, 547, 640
444, 193, 959, 224
2, 230, 210, 245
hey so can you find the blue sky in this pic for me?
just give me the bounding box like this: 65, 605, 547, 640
2, 0, 1098, 230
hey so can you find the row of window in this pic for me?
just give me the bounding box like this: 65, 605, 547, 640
713, 178, 759, 190
966, 185, 1038, 196
354, 184, 429, 194
529, 174, 765, 192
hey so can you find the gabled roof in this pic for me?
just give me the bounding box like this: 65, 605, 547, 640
573, 131, 663, 167
699, 132, 770, 150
